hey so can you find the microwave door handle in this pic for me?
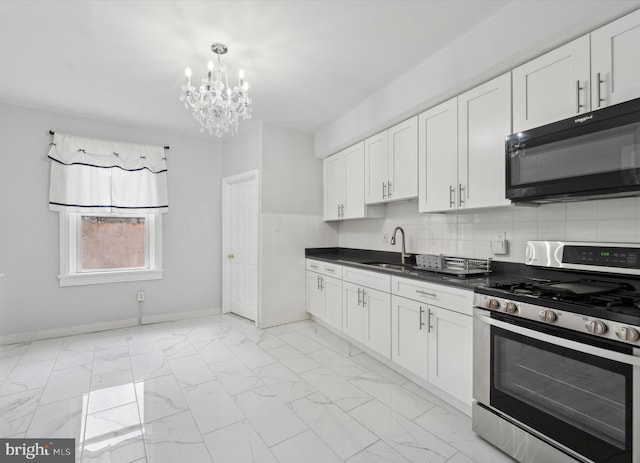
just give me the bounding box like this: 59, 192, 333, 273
476, 314, 640, 366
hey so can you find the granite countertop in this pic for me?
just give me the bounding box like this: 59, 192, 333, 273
305, 247, 527, 292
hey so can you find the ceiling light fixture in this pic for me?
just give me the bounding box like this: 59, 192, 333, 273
180, 43, 252, 137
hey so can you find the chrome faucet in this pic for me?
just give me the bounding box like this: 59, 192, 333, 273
390, 226, 409, 265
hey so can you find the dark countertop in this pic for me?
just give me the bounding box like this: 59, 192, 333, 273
305, 247, 526, 291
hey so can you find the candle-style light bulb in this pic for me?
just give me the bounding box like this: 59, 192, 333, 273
208, 61, 214, 71
185, 67, 192, 87
243, 82, 249, 92
239, 69, 245, 81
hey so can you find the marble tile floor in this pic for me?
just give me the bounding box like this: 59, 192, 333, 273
0, 314, 516, 463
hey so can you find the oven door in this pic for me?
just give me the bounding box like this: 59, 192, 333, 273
474, 308, 640, 463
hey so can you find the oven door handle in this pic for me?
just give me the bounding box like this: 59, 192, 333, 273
476, 314, 640, 366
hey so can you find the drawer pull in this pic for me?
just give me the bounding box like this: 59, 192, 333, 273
325, 267, 335, 272
310, 264, 319, 269
416, 290, 437, 297
357, 288, 362, 306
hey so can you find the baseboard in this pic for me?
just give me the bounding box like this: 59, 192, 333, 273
0, 307, 222, 345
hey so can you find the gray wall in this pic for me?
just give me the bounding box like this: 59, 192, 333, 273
222, 124, 262, 178
0, 103, 222, 340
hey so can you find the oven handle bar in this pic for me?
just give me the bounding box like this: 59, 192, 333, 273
476, 314, 640, 366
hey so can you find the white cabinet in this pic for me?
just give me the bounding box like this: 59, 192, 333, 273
364, 117, 418, 204
306, 271, 324, 318
419, 73, 511, 213
591, 9, 640, 109
342, 268, 391, 358
323, 142, 383, 221
391, 295, 428, 378
305, 260, 342, 330
513, 36, 590, 132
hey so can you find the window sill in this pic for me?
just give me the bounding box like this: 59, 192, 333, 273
59, 269, 163, 287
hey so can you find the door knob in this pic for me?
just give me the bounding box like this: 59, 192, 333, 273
227, 253, 235, 259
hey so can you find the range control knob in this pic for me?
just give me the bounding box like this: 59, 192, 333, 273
538, 310, 557, 323
485, 298, 500, 310
585, 320, 608, 335
504, 302, 518, 314
615, 326, 640, 342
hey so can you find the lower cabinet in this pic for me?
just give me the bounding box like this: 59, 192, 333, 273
343, 281, 391, 358
391, 295, 428, 378
306, 270, 342, 331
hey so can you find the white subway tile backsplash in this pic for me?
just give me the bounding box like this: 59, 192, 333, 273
598, 219, 637, 242
513, 206, 538, 222
565, 220, 598, 241
538, 221, 566, 241
513, 221, 538, 242
566, 201, 598, 221
538, 203, 566, 221
598, 197, 638, 220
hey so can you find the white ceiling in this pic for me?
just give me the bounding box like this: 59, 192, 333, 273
0, 0, 511, 138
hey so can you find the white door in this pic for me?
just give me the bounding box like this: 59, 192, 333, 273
512, 35, 590, 132
323, 154, 343, 221
388, 116, 418, 201
363, 287, 391, 359
323, 275, 342, 331
364, 132, 389, 204
418, 98, 458, 213
343, 141, 366, 219
458, 72, 512, 210
342, 282, 364, 341
391, 296, 428, 379
427, 306, 472, 406
222, 170, 259, 322
591, 9, 640, 109
306, 271, 324, 318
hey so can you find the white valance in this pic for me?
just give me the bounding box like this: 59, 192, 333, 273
49, 133, 168, 214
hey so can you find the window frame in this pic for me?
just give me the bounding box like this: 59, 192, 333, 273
59, 211, 163, 287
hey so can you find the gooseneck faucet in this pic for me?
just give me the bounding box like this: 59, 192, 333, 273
390, 226, 409, 265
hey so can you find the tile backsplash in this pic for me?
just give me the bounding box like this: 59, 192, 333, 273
337, 197, 640, 263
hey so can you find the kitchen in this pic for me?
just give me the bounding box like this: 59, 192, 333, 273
2, 1, 640, 462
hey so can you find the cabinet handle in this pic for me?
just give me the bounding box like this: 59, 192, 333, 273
325, 267, 335, 273
419, 307, 425, 330
337, 203, 340, 218
317, 275, 321, 290
340, 204, 344, 217
362, 290, 367, 307
427, 309, 433, 333
576, 80, 585, 113
310, 264, 319, 269
357, 288, 362, 306
319, 276, 324, 290
416, 289, 437, 297
449, 185, 455, 208
458, 184, 465, 206
382, 182, 387, 199
596, 72, 604, 108
387, 181, 392, 198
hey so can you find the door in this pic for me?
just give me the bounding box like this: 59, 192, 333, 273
364, 132, 389, 204
458, 72, 512, 210
363, 288, 391, 359
342, 141, 366, 219
388, 116, 418, 201
427, 306, 472, 406
222, 170, 259, 322
323, 275, 342, 331
592, 9, 640, 109
342, 282, 364, 341
418, 98, 458, 213
391, 296, 428, 379
323, 154, 343, 220
512, 35, 590, 132
306, 271, 324, 318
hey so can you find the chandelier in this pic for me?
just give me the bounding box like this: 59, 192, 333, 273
180, 43, 252, 137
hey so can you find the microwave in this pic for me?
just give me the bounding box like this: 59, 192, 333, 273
506, 97, 640, 203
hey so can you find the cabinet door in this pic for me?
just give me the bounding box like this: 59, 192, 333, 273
343, 142, 366, 219
458, 72, 512, 210
391, 296, 428, 379
364, 132, 389, 204
418, 98, 458, 213
388, 116, 418, 201
512, 35, 590, 132
363, 288, 391, 359
427, 306, 472, 407
323, 276, 343, 331
342, 282, 364, 341
306, 271, 324, 318
591, 9, 640, 109
323, 153, 343, 221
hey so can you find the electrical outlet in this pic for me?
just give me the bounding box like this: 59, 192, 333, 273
137, 290, 145, 302
383, 233, 389, 244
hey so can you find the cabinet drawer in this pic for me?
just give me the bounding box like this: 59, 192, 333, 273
343, 266, 390, 292
391, 276, 473, 316
306, 259, 342, 278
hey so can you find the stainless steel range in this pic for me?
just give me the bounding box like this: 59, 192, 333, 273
473, 241, 640, 463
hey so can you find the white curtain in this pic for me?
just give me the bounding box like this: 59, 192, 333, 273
48, 133, 168, 214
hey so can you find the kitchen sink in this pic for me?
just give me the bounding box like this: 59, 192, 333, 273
362, 262, 411, 272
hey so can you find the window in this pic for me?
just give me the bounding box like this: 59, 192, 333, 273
59, 212, 162, 287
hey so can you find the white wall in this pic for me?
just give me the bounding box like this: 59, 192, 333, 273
338, 198, 640, 264
0, 103, 222, 341
314, 0, 640, 157
222, 125, 263, 177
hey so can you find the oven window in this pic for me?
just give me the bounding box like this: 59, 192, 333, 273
491, 326, 632, 463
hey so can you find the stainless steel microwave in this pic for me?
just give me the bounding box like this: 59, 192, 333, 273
506, 98, 640, 203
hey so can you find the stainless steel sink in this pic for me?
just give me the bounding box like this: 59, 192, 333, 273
362, 262, 410, 272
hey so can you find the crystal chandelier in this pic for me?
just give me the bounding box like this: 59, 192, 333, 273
180, 43, 252, 137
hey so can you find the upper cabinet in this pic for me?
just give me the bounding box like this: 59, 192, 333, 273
591, 9, 640, 109
419, 73, 511, 213
364, 117, 418, 204
513, 9, 640, 132
323, 141, 383, 221
513, 36, 590, 133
